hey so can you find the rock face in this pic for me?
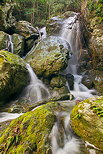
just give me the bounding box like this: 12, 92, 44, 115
0, 50, 29, 102
70, 96, 103, 150
0, 102, 57, 154
26, 36, 70, 77
0, 0, 16, 34
81, 0, 103, 94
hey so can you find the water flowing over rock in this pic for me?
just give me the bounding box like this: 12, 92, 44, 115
46, 11, 78, 36
21, 63, 50, 104
26, 36, 70, 77
0, 50, 29, 102
70, 96, 103, 151
59, 12, 95, 100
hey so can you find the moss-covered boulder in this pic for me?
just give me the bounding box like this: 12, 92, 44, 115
70, 96, 103, 150
0, 50, 29, 102
0, 102, 57, 154
26, 36, 70, 77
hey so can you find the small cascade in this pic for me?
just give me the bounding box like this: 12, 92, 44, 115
0, 112, 22, 122
6, 35, 14, 53
51, 13, 96, 154
51, 111, 82, 154
40, 27, 47, 40
60, 13, 95, 100
23, 64, 50, 103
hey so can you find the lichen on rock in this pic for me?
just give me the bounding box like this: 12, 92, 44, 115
26, 36, 70, 78
70, 96, 103, 150
0, 50, 29, 102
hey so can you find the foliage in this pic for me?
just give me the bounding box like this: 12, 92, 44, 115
87, 0, 103, 23
13, 0, 81, 27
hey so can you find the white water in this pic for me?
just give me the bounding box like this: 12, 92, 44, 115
60, 13, 94, 100
23, 64, 50, 103
0, 112, 22, 123
7, 35, 14, 53
51, 13, 96, 154
40, 27, 47, 40
51, 112, 81, 154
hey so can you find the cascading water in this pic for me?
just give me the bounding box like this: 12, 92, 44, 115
6, 35, 14, 53
60, 13, 94, 100
51, 110, 81, 154
0, 64, 50, 122
22, 63, 50, 103
51, 13, 96, 154
40, 27, 47, 40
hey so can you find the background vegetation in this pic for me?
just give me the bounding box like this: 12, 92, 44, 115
14, 0, 81, 27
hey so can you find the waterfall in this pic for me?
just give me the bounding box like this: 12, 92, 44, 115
22, 64, 50, 103
51, 13, 96, 154
60, 13, 95, 100
6, 35, 14, 53
51, 111, 81, 154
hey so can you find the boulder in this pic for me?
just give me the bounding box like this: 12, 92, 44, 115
0, 50, 29, 102
70, 96, 103, 150
26, 36, 70, 77
0, 102, 57, 153
50, 75, 66, 88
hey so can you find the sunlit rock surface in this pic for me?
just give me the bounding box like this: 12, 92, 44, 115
71, 96, 103, 150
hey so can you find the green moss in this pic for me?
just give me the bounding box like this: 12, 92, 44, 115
0, 50, 29, 102
87, 0, 103, 23
70, 96, 103, 150
0, 102, 58, 153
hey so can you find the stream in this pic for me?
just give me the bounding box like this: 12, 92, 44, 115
0, 13, 100, 154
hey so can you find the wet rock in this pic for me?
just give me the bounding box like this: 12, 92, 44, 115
66, 73, 74, 90
50, 86, 70, 100
89, 70, 103, 95
82, 74, 94, 89
26, 36, 70, 77
70, 96, 103, 151
0, 50, 29, 102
